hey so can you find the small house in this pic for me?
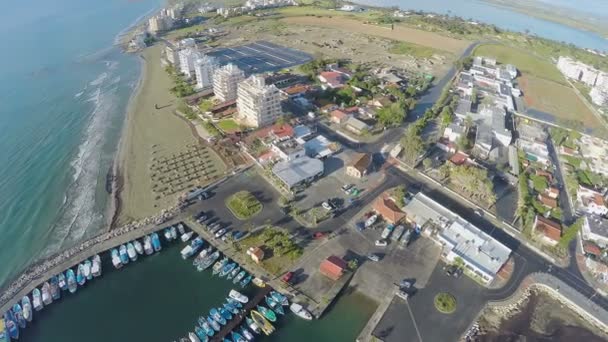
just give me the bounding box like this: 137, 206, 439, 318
345, 117, 371, 135
373, 193, 406, 224
532, 215, 562, 246
346, 153, 372, 178
319, 255, 347, 281
247, 246, 265, 263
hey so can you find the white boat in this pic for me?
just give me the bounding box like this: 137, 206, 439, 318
143, 235, 153, 255
180, 245, 193, 259
83, 260, 92, 279
170, 226, 178, 240
181, 231, 194, 242
134, 240, 144, 255
111, 249, 122, 269
127, 242, 138, 261
164, 228, 172, 241
228, 289, 249, 304
91, 254, 102, 277
177, 223, 185, 235
290, 303, 313, 320
188, 332, 201, 342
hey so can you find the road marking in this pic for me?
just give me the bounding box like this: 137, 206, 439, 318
406, 301, 424, 342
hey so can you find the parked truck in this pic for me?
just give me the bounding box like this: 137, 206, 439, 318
391, 225, 405, 242
381, 224, 395, 240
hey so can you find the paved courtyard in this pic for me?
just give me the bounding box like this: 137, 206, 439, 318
208, 41, 312, 75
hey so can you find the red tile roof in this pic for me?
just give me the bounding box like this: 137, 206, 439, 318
331, 109, 349, 120
583, 241, 602, 256
320, 255, 347, 280
538, 194, 558, 208
449, 152, 469, 166
534, 215, 562, 242
282, 84, 310, 96
319, 71, 346, 88
271, 124, 294, 139
373, 194, 406, 224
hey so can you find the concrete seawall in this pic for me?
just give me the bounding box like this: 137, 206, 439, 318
0, 208, 180, 313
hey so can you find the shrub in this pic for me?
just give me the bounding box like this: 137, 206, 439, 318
434, 292, 456, 314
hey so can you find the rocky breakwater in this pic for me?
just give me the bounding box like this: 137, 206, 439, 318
0, 206, 180, 310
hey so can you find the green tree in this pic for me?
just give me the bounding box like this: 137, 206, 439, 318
450, 165, 496, 204
438, 164, 451, 179
377, 102, 407, 127
559, 217, 583, 248
423, 158, 433, 170
440, 106, 453, 128
393, 185, 407, 207
400, 126, 425, 164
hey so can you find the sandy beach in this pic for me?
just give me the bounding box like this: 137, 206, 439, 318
113, 45, 225, 226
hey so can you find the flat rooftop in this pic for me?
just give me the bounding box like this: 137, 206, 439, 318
207, 41, 312, 75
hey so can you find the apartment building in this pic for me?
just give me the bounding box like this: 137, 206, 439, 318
213, 64, 246, 102
194, 55, 218, 90
236, 75, 282, 128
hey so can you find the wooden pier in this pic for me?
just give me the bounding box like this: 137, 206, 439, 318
211, 286, 272, 342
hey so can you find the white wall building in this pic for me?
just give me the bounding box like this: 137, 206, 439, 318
194, 55, 218, 90
237, 75, 283, 128
213, 64, 246, 103
178, 47, 200, 79
583, 215, 608, 247
590, 87, 608, 106
148, 15, 172, 33
577, 186, 608, 216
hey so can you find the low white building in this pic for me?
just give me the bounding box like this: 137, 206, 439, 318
583, 214, 608, 247
577, 186, 608, 216
444, 123, 465, 143
403, 193, 511, 284
590, 87, 608, 106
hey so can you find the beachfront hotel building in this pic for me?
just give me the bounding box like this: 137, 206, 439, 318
194, 55, 219, 90
236, 75, 283, 128
213, 64, 246, 103
178, 47, 201, 79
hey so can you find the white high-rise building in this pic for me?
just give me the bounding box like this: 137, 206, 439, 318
213, 64, 246, 102
237, 75, 283, 128
194, 55, 219, 90
178, 47, 200, 79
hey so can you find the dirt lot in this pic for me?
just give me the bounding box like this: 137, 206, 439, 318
282, 16, 469, 55
520, 74, 601, 128
216, 18, 457, 78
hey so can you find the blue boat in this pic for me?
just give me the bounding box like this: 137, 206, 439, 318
240, 275, 252, 288
219, 263, 236, 278
219, 307, 232, 320
223, 302, 239, 315
206, 316, 221, 331
209, 308, 226, 325
265, 297, 284, 315
190, 237, 204, 253
231, 331, 246, 342
76, 264, 86, 286
12, 303, 26, 329
270, 291, 289, 306
212, 258, 229, 275
151, 232, 162, 252
223, 339, 232, 342
195, 326, 207, 340
198, 319, 214, 337
57, 272, 67, 291
50, 275, 61, 300
66, 269, 77, 294
119, 245, 129, 264
233, 270, 246, 284
3, 312, 18, 340
227, 298, 243, 308
227, 266, 241, 280
21, 295, 33, 323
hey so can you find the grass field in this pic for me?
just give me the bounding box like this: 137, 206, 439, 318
389, 41, 439, 59
217, 119, 241, 133
473, 44, 565, 84
519, 75, 600, 128
282, 16, 468, 54
226, 191, 263, 220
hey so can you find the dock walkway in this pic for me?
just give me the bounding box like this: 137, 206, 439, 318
211, 286, 272, 342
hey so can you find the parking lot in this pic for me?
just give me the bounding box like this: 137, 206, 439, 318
208, 41, 312, 75
372, 262, 486, 342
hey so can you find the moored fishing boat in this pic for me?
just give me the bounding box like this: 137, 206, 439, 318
32, 288, 43, 311
76, 264, 86, 286
195, 326, 207, 340
67, 269, 77, 294
219, 307, 232, 320
119, 245, 129, 264
58, 272, 67, 291
209, 308, 226, 325
0, 320, 8, 342
164, 228, 172, 241
198, 319, 215, 337
250, 310, 274, 335
212, 257, 228, 275
127, 242, 137, 262
111, 249, 122, 269
83, 259, 92, 280
240, 327, 254, 341
229, 289, 249, 304
151, 232, 162, 252
171, 226, 178, 240
181, 230, 193, 242
144, 235, 153, 255
240, 275, 252, 288
188, 332, 201, 342
245, 317, 261, 334
21, 295, 33, 323
42, 282, 53, 305
193, 247, 212, 269
134, 240, 144, 255
256, 306, 276, 322
12, 303, 26, 329
270, 291, 289, 306
252, 278, 266, 288
3, 313, 18, 340
91, 254, 102, 277
219, 263, 236, 278
223, 302, 238, 315
227, 266, 241, 280
177, 223, 185, 235
289, 303, 313, 320
231, 331, 246, 342
265, 297, 284, 315
50, 275, 61, 300
227, 298, 243, 308
206, 317, 220, 332
233, 270, 246, 284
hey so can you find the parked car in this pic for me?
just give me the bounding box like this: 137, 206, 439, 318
367, 253, 381, 262
198, 192, 210, 200
282, 272, 294, 284
474, 209, 483, 216
322, 201, 334, 211
215, 228, 227, 238
375, 239, 388, 247
313, 232, 328, 240
356, 222, 366, 232
232, 231, 245, 240
444, 265, 463, 278
341, 184, 353, 193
